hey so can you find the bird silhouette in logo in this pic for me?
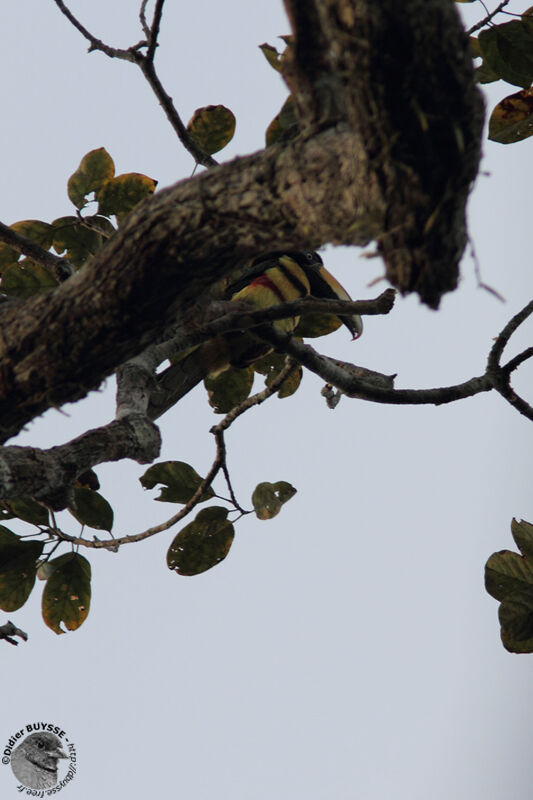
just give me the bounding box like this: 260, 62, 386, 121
10, 732, 67, 789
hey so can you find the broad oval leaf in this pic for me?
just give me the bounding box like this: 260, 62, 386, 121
265, 95, 298, 146
499, 589, 533, 653
252, 481, 297, 520
259, 42, 283, 72
204, 366, 254, 413
485, 549, 533, 601
489, 87, 533, 144
2, 260, 58, 297
11, 219, 54, 249
42, 553, 91, 634
67, 147, 115, 209
4, 496, 49, 526
511, 518, 533, 557
96, 172, 157, 222
52, 216, 103, 267
140, 461, 214, 504
479, 21, 533, 89
187, 105, 236, 155
167, 506, 235, 576
69, 487, 114, 531
253, 352, 302, 398
0, 243, 19, 273
0, 528, 43, 612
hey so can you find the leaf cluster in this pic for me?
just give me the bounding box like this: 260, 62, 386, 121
469, 5, 533, 144
485, 519, 533, 652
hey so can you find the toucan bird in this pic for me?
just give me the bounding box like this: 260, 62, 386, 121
148, 250, 362, 418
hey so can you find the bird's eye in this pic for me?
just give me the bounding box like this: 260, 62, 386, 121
37, 741, 45, 749
305, 252, 313, 261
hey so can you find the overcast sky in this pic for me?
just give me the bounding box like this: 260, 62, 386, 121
1, 2, 533, 798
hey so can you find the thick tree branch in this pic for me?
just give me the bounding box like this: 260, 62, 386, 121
283, 0, 484, 305
0, 415, 160, 509
1, 0, 483, 442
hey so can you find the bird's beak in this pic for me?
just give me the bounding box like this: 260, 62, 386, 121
305, 260, 363, 340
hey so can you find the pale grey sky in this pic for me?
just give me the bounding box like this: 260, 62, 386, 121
1, 2, 532, 798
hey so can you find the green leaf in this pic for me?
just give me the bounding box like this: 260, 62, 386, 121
67, 147, 115, 209
0, 528, 43, 612
187, 105, 236, 155
499, 589, 533, 653
42, 553, 91, 634
167, 506, 235, 576
52, 216, 103, 267
11, 219, 54, 248
252, 481, 297, 520
140, 461, 215, 504
68, 487, 114, 531
488, 87, 533, 144
511, 518, 533, 557
479, 21, 533, 89
476, 60, 500, 84
253, 352, 302, 398
2, 260, 59, 297
96, 172, 157, 222
259, 42, 283, 72
484, 549, 533, 601
4, 496, 49, 526
0, 244, 19, 273
265, 96, 298, 147
204, 366, 254, 413
0, 220, 53, 273
83, 214, 117, 238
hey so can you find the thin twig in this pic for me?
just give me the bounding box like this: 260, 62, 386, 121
487, 299, 533, 371
467, 0, 510, 36
53, 0, 217, 167
57, 359, 296, 549
146, 0, 164, 62
503, 347, 533, 375
469, 237, 505, 302
486, 299, 533, 421
53, 0, 143, 61
139, 0, 151, 38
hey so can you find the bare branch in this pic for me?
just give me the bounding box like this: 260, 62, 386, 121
467, 0, 510, 36
486, 299, 533, 421
54, 358, 296, 550
139, 0, 151, 38
137, 59, 218, 167
0, 220, 73, 282
503, 347, 533, 376
146, 0, 165, 62
257, 325, 493, 406
487, 299, 533, 371
53, 0, 143, 61
53, 0, 217, 167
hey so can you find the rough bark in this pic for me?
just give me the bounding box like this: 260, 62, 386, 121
0, 0, 483, 443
